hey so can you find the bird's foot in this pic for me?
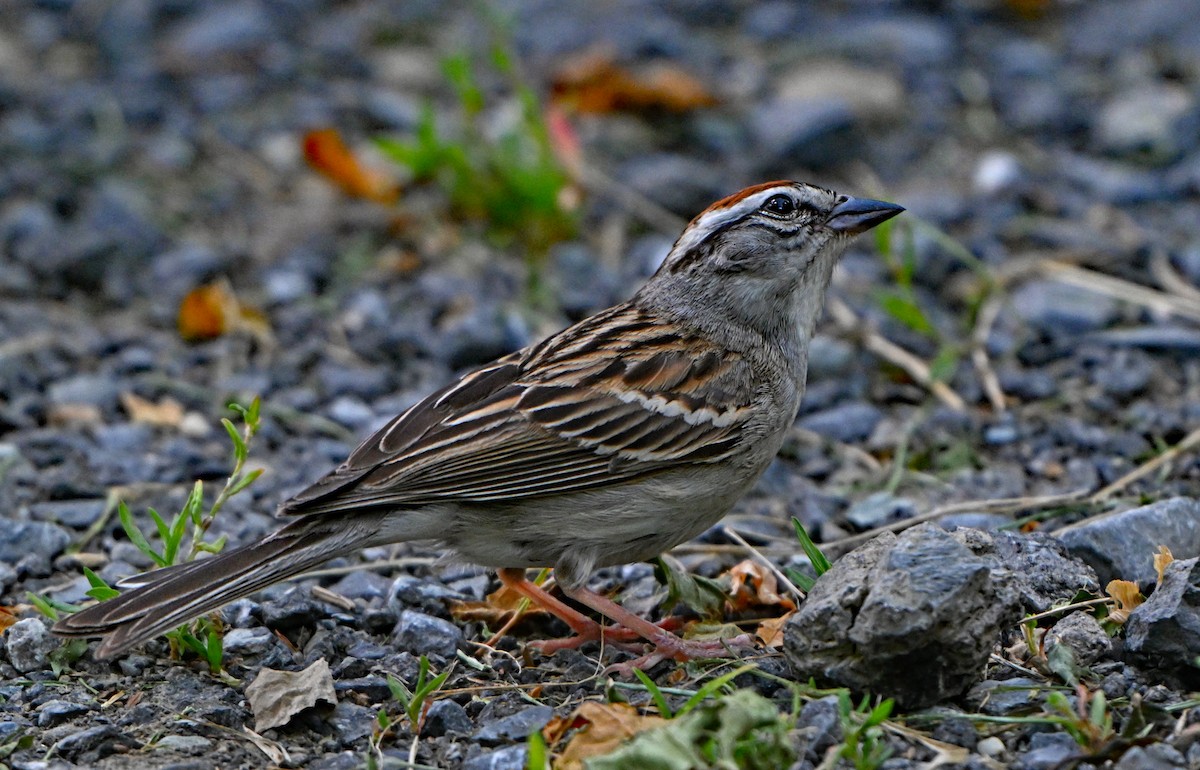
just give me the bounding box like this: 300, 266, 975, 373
526, 616, 684, 655
603, 632, 757, 677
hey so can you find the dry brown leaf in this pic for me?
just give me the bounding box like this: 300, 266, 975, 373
244, 659, 337, 732
551, 49, 717, 114
1154, 546, 1174, 586
47, 403, 103, 426
177, 279, 270, 343
0, 605, 17, 634
755, 611, 794, 649
302, 128, 399, 204
555, 701, 667, 770
724, 560, 795, 613
1106, 579, 1145, 626
449, 583, 549, 624
120, 392, 185, 427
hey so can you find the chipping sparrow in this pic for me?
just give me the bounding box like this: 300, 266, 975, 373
55, 181, 903, 668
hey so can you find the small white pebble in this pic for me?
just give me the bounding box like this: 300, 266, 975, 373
179, 411, 212, 438
973, 150, 1022, 195
976, 736, 1006, 757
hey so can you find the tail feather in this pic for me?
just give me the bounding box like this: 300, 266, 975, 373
53, 520, 365, 659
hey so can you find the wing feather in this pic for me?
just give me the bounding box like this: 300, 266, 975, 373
280, 303, 758, 517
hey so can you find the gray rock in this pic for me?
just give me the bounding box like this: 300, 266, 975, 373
424, 699, 474, 737
1115, 743, 1188, 770
463, 745, 529, 770
47, 374, 121, 410
472, 705, 554, 744
1095, 84, 1199, 165
393, 610, 462, 658
1125, 557, 1200, 686
1045, 612, 1111, 667
751, 98, 858, 170
784, 524, 1022, 708
1090, 326, 1200, 354
222, 627, 275, 656
1055, 497, 1200, 587
1018, 731, 1080, 770
30, 499, 106, 528
969, 530, 1101, 614
52, 724, 136, 761
0, 521, 70, 576
329, 701, 376, 745
796, 695, 842, 762
1010, 279, 1119, 333
5, 618, 59, 673
843, 492, 916, 531
154, 735, 213, 753
37, 699, 91, 727
798, 402, 883, 443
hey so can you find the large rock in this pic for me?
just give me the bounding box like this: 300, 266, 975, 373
784, 524, 1022, 709
1124, 557, 1200, 687
1055, 497, 1200, 588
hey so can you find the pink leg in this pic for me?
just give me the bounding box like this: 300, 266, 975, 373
495, 569, 683, 655
564, 584, 757, 674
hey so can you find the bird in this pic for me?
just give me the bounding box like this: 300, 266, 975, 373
54, 181, 903, 669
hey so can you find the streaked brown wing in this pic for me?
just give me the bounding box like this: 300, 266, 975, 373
280, 304, 755, 516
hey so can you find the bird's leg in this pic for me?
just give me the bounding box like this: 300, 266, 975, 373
495, 569, 680, 654
562, 584, 756, 675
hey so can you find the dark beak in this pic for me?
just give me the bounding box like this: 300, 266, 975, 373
826, 196, 905, 235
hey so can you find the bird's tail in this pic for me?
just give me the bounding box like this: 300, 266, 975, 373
53, 518, 367, 659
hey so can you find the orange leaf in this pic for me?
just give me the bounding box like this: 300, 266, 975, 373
755, 611, 794, 649
1154, 546, 1174, 586
448, 583, 549, 624
0, 605, 17, 634
551, 49, 717, 114
177, 279, 271, 343
120, 392, 185, 428
302, 128, 398, 204
1105, 579, 1144, 625
556, 701, 667, 770
724, 560, 795, 613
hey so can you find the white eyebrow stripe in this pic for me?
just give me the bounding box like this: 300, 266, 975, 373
671, 187, 794, 255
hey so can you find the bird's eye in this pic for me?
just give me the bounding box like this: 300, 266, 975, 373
761, 194, 796, 217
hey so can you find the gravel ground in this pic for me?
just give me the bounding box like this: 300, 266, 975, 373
2, 1, 1200, 768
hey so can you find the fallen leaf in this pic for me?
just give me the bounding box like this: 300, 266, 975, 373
584, 689, 792, 770
551, 49, 717, 114
241, 725, 291, 764
656, 555, 727, 621
755, 611, 794, 649
245, 659, 337, 732
1105, 579, 1144, 626
724, 560, 796, 613
47, 403, 103, 426
303, 128, 399, 204
545, 103, 583, 177
177, 279, 271, 343
556, 701, 667, 770
120, 392, 185, 427
449, 582, 549, 625
1154, 546, 1174, 586
0, 605, 17, 634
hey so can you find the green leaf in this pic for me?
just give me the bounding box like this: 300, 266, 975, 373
633, 668, 674, 720
83, 567, 119, 601
48, 637, 88, 676
876, 290, 935, 336
784, 567, 816, 593
791, 518, 832, 577
655, 556, 728, 621
229, 468, 263, 496
120, 502, 167, 568
387, 673, 412, 708
195, 534, 227, 555
525, 727, 549, 770
222, 418, 247, 463
928, 345, 960, 384
1046, 642, 1081, 688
